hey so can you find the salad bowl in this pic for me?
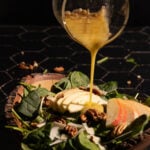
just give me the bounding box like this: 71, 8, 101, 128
5, 73, 65, 127
4, 71, 150, 150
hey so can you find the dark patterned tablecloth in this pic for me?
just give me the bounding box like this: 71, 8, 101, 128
0, 25, 149, 149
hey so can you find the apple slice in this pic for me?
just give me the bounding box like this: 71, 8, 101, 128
106, 98, 150, 127
62, 89, 85, 105
68, 104, 84, 113
53, 88, 107, 113
120, 99, 136, 124
106, 98, 127, 127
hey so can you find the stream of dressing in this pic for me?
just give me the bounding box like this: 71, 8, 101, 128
64, 7, 110, 105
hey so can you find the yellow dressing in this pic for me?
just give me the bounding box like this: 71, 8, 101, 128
64, 7, 110, 105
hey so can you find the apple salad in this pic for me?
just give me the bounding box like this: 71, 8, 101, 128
6, 71, 150, 150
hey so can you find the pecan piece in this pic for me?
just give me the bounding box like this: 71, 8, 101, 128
112, 123, 127, 136
80, 109, 106, 124
64, 125, 78, 137
55, 117, 67, 125
53, 66, 64, 73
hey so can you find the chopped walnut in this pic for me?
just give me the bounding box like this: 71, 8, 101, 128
30, 122, 39, 128
18, 61, 29, 70
64, 124, 78, 137
112, 123, 127, 136
54, 117, 67, 125
18, 61, 38, 70
43, 98, 53, 107
55, 92, 64, 100
80, 114, 88, 122
80, 109, 106, 123
53, 66, 64, 73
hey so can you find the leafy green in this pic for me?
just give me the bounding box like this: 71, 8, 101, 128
22, 123, 52, 150
21, 143, 33, 150
51, 77, 72, 93
51, 71, 89, 93
97, 57, 109, 64
143, 97, 150, 106
98, 81, 136, 100
15, 86, 52, 119
65, 139, 78, 150
98, 81, 118, 93
51, 142, 66, 150
15, 90, 41, 118
68, 71, 89, 88
110, 114, 149, 144
35, 87, 54, 97
20, 82, 54, 97
77, 131, 100, 150
126, 58, 138, 65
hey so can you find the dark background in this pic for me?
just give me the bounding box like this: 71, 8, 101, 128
0, 1, 150, 150
0, 0, 149, 26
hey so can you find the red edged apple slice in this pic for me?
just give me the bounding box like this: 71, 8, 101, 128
106, 98, 127, 127
120, 99, 137, 124
125, 100, 150, 118
106, 98, 150, 127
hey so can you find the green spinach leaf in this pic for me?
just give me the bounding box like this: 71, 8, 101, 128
51, 71, 89, 93
98, 81, 118, 93
51, 77, 71, 93
69, 71, 89, 88
77, 131, 100, 150
15, 87, 52, 119
22, 123, 52, 150
64, 139, 78, 150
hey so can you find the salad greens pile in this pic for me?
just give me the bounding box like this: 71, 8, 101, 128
6, 71, 150, 150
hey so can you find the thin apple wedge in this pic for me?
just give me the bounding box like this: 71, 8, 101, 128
106, 98, 127, 127
51, 88, 107, 113
106, 98, 150, 127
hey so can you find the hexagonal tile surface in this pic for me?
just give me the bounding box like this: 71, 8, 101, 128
0, 25, 149, 98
